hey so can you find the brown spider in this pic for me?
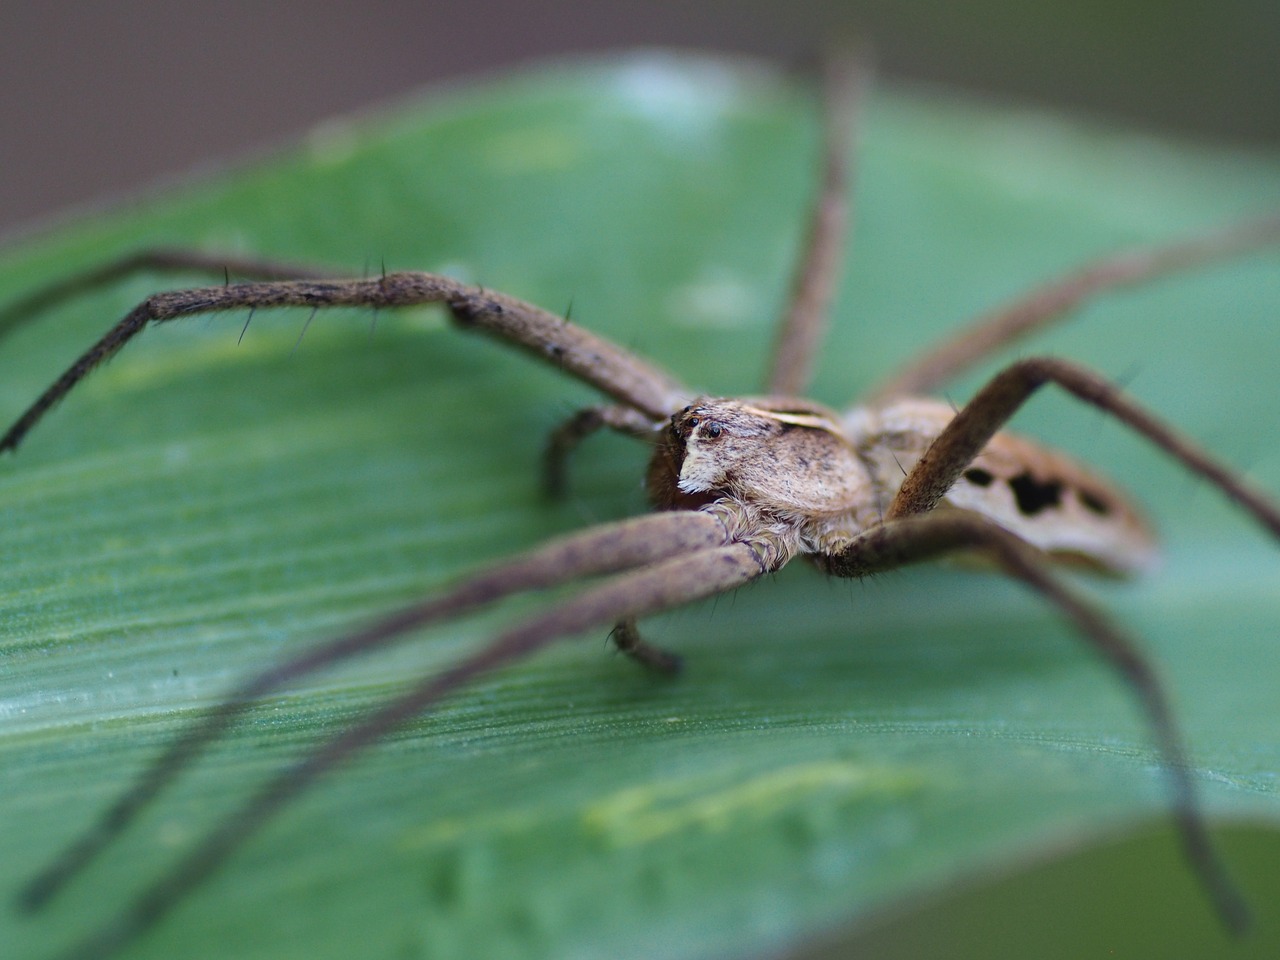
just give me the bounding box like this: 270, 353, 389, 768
5, 51, 1280, 959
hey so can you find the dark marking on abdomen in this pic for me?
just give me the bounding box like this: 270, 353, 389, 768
1009, 472, 1064, 516
1079, 488, 1112, 516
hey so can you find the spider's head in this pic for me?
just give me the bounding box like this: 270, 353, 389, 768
645, 399, 754, 510
669, 400, 771, 496
647, 397, 871, 517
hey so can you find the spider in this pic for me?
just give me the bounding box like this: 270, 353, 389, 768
4, 50, 1280, 960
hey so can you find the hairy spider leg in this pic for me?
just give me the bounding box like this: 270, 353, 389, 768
0, 273, 692, 454
763, 44, 867, 397
854, 355, 1280, 931
822, 510, 1252, 933
18, 511, 732, 914
539, 46, 869, 488
47, 523, 772, 960
3, 43, 1277, 956
0, 249, 331, 344
885, 356, 1280, 537
861, 212, 1280, 404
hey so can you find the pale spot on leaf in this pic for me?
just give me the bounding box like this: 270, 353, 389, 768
665, 268, 757, 329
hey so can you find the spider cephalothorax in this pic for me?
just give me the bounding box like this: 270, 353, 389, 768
651, 398, 875, 546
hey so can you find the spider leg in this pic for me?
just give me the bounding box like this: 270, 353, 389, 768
0, 247, 330, 344
822, 510, 1250, 934
18, 509, 731, 914
543, 404, 660, 498
49, 536, 771, 960
862, 211, 1280, 403
547, 45, 870, 487
884, 355, 1280, 538
764, 44, 867, 397
539, 402, 693, 668
0, 272, 692, 452
611, 615, 683, 675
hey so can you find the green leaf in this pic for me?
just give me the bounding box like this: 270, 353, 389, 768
2, 53, 1279, 960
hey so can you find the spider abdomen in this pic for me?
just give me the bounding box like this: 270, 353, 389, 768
846, 397, 1158, 575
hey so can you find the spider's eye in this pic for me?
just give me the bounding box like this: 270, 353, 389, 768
687, 416, 700, 428
705, 422, 722, 439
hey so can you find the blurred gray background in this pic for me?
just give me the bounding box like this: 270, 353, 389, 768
2, 0, 1277, 239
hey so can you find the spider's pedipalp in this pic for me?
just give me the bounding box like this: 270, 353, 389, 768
47, 536, 770, 960
822, 510, 1251, 934
544, 404, 661, 498
610, 615, 684, 674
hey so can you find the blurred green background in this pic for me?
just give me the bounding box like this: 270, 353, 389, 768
2, 0, 1277, 236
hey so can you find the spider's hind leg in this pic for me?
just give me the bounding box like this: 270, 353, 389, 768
824, 510, 1250, 933
861, 212, 1280, 404
883, 355, 1280, 538
848, 353, 1280, 932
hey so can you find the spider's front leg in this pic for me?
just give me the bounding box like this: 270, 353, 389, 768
0, 247, 332, 344
42, 516, 777, 960
18, 510, 735, 916
820, 510, 1250, 933
21, 490, 789, 960
0, 271, 693, 453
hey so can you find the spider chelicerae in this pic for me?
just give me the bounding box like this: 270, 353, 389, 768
5, 51, 1280, 960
